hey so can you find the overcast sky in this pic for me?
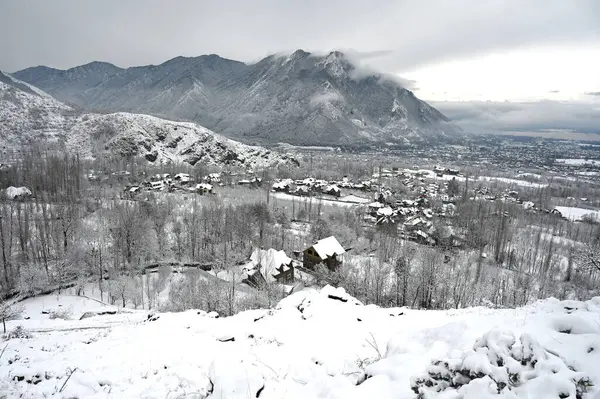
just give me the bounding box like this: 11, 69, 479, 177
1, 0, 599, 104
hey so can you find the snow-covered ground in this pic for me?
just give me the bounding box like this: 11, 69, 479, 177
555, 159, 600, 166
1, 287, 599, 399
477, 176, 548, 189
408, 170, 548, 189
271, 192, 360, 208
555, 206, 600, 222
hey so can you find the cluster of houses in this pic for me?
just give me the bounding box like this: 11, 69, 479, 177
125, 173, 216, 197
234, 236, 347, 293
366, 198, 438, 244
471, 187, 567, 218
272, 176, 374, 198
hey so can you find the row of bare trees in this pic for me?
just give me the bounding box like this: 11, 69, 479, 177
1, 149, 599, 315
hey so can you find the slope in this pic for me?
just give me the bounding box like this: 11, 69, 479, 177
0, 72, 298, 169
1, 286, 598, 398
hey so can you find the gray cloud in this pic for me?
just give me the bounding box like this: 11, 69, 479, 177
434, 100, 600, 137
585, 92, 600, 96
0, 0, 598, 73
309, 92, 345, 107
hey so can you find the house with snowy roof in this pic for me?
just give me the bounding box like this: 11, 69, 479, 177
241, 248, 296, 287
174, 173, 191, 184
195, 183, 213, 195
322, 184, 341, 197
302, 236, 346, 272
272, 178, 293, 192
4, 186, 32, 201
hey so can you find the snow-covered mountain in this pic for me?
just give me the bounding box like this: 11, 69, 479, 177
14, 51, 465, 146
0, 71, 76, 148
0, 71, 298, 168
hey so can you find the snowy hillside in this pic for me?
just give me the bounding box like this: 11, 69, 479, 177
0, 72, 298, 169
67, 112, 299, 168
14, 51, 465, 146
0, 71, 76, 147
1, 287, 599, 398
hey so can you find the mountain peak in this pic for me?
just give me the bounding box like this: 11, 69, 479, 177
326, 50, 345, 59
72, 61, 120, 71
13, 51, 464, 145
290, 49, 311, 59
317, 50, 353, 79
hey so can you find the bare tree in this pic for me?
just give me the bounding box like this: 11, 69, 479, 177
0, 302, 23, 333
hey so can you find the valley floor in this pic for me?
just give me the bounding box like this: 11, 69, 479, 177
1, 288, 600, 399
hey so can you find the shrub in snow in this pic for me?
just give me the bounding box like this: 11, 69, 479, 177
18, 264, 48, 296
5, 325, 32, 340
411, 329, 592, 399
48, 307, 72, 320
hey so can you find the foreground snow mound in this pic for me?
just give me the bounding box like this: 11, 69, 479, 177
411, 330, 593, 399
1, 290, 599, 399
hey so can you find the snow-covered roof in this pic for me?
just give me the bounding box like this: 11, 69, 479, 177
311, 236, 345, 259
175, 173, 190, 182
247, 248, 294, 283
4, 186, 32, 199
377, 207, 394, 217
273, 179, 293, 189
522, 201, 535, 210
339, 195, 370, 204
404, 217, 424, 227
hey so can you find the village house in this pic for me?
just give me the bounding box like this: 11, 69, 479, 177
206, 173, 222, 183
4, 186, 32, 201
126, 186, 140, 198
174, 173, 192, 184
322, 184, 341, 197
238, 177, 263, 187
293, 185, 311, 196
241, 248, 296, 288
195, 183, 213, 195
149, 181, 165, 191
303, 236, 346, 272
272, 178, 293, 193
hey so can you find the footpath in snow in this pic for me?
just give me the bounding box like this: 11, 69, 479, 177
1, 287, 599, 398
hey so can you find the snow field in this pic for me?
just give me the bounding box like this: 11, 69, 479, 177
554, 206, 600, 222
0, 288, 599, 398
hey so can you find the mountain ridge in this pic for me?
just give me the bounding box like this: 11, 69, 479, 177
0, 71, 299, 169
14, 50, 465, 146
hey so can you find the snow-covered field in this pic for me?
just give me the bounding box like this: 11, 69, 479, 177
555, 159, 600, 166
477, 176, 548, 189
555, 206, 600, 222
2, 287, 600, 399
271, 192, 360, 208
409, 170, 548, 189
